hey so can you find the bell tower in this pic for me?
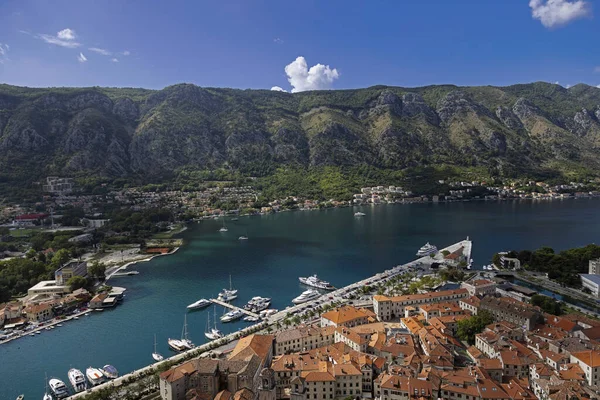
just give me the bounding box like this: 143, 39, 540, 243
258, 368, 276, 400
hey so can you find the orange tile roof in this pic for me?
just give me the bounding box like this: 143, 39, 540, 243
229, 334, 273, 362
321, 305, 371, 325
374, 289, 468, 303
571, 350, 600, 367
303, 371, 335, 382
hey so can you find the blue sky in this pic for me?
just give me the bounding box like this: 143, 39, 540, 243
0, 0, 598, 91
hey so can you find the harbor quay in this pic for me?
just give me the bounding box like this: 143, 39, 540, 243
68, 238, 472, 399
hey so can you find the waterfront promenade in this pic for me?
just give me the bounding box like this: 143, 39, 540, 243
68, 238, 472, 399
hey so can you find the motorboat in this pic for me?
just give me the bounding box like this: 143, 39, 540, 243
243, 315, 260, 322
221, 309, 244, 322
416, 243, 438, 257
68, 368, 87, 392
238, 236, 248, 240
354, 212, 366, 216
152, 334, 164, 361
86, 367, 105, 386
168, 338, 188, 352
101, 365, 118, 379
218, 274, 238, 301
205, 308, 224, 340
187, 298, 211, 310
299, 275, 334, 290
49, 378, 69, 398
292, 289, 321, 304
259, 309, 278, 318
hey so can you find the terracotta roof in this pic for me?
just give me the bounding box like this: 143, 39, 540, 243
571, 350, 600, 367
478, 358, 503, 370
580, 326, 600, 340
374, 288, 468, 303
229, 334, 274, 362
321, 305, 371, 325
233, 388, 253, 400
24, 303, 52, 314
303, 371, 335, 382
213, 390, 232, 400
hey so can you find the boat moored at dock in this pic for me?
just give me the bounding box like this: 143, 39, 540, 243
187, 298, 211, 310
292, 289, 321, 304
101, 365, 118, 379
416, 243, 437, 257
49, 378, 69, 398
86, 367, 106, 386
68, 368, 87, 392
220, 309, 244, 322
299, 275, 334, 290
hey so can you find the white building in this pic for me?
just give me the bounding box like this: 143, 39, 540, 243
581, 274, 600, 298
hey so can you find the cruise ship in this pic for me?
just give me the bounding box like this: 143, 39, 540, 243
49, 378, 69, 399
299, 275, 334, 290
102, 365, 119, 379
292, 289, 321, 304
85, 367, 105, 386
187, 298, 211, 310
221, 309, 244, 322
416, 243, 438, 257
68, 368, 87, 393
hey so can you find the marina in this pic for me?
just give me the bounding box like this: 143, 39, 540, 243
209, 298, 260, 319
3, 199, 600, 400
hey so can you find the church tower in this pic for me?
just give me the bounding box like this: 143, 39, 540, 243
258, 368, 276, 400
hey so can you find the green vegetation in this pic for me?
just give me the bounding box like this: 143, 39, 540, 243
530, 294, 563, 315
88, 261, 107, 280
67, 276, 89, 291
456, 310, 494, 344
506, 244, 600, 287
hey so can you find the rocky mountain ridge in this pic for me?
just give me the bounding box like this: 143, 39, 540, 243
1, 81, 600, 186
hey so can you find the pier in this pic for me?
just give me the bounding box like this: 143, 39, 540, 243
209, 298, 260, 319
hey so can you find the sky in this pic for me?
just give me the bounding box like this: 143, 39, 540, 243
0, 0, 599, 91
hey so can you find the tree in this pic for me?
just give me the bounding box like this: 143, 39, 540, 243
530, 294, 562, 315
456, 310, 494, 344
88, 261, 107, 280
67, 276, 88, 291
51, 249, 71, 268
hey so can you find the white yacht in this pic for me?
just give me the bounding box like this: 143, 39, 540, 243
205, 308, 223, 340
238, 236, 248, 240
299, 275, 334, 290
187, 298, 211, 310
243, 296, 271, 312
68, 368, 87, 393
243, 315, 260, 322
354, 212, 366, 217
167, 338, 188, 352
49, 378, 69, 399
152, 334, 164, 362
259, 309, 278, 318
292, 289, 321, 304
86, 367, 105, 386
416, 243, 438, 257
101, 365, 119, 379
221, 309, 244, 322
168, 315, 194, 351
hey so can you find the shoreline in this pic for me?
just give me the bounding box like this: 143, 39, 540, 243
105, 246, 181, 280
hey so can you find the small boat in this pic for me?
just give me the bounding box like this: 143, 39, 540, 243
57, 324, 63, 327
354, 212, 366, 217
16, 395, 24, 400
231, 218, 239, 221
167, 338, 188, 352
85, 367, 105, 386
36, 331, 41, 334
292, 289, 321, 304
238, 236, 248, 241
101, 365, 119, 379
243, 315, 260, 322
205, 308, 224, 340
73, 316, 79, 320
169, 315, 193, 351
44, 394, 52, 400
221, 309, 244, 322
152, 334, 164, 362
218, 274, 238, 301
29, 334, 34, 337
49, 378, 69, 399
259, 309, 278, 318
187, 298, 211, 310
219, 217, 228, 232
68, 368, 87, 392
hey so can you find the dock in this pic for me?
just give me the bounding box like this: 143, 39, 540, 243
209, 298, 259, 318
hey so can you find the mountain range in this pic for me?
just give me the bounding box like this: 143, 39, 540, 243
1, 81, 600, 191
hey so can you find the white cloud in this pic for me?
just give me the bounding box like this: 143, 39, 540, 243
597, 84, 600, 88
270, 86, 287, 92
283, 56, 340, 93
89, 47, 111, 56
39, 28, 81, 48
0, 43, 9, 64
273, 38, 283, 44
111, 58, 119, 63
57, 28, 76, 40
529, 0, 591, 28
77, 52, 87, 63
121, 50, 130, 56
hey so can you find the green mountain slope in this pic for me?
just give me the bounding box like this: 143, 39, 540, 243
1, 81, 600, 190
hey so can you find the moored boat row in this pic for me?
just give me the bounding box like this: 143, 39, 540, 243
46, 364, 118, 399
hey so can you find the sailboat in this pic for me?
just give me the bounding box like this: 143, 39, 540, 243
219, 217, 228, 232
217, 274, 238, 301
43, 373, 52, 400
152, 334, 164, 361
168, 315, 193, 351
205, 308, 223, 340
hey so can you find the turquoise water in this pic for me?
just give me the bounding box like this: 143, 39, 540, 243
2, 199, 600, 399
